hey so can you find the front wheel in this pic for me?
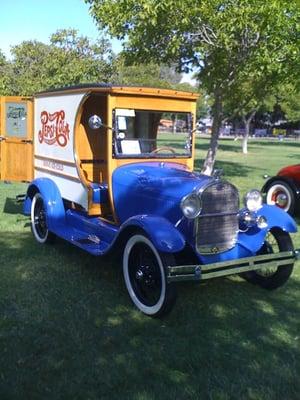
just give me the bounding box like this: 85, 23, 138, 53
31, 193, 55, 244
123, 234, 177, 317
242, 228, 294, 289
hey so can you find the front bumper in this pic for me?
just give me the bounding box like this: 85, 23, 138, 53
167, 250, 300, 283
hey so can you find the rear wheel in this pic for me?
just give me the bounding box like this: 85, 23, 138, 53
31, 193, 55, 244
123, 234, 177, 317
242, 228, 294, 289
265, 180, 295, 215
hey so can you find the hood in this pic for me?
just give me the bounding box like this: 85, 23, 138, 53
112, 162, 212, 223
278, 164, 300, 185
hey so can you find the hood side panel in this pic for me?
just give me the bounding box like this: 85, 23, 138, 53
112, 162, 211, 224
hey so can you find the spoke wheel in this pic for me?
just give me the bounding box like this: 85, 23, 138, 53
123, 234, 176, 316
31, 193, 55, 244
242, 228, 294, 289
266, 181, 295, 215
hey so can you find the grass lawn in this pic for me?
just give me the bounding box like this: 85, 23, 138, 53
0, 137, 299, 400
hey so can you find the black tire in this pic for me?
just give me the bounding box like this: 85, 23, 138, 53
31, 193, 55, 244
123, 234, 177, 317
242, 228, 294, 289
265, 180, 296, 215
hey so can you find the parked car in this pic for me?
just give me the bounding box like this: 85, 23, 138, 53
262, 164, 300, 215
23, 84, 299, 317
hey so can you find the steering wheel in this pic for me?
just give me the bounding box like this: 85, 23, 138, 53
151, 146, 176, 154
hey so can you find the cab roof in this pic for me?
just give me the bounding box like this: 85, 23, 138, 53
36, 83, 199, 101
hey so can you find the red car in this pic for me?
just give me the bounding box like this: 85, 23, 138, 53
262, 164, 300, 215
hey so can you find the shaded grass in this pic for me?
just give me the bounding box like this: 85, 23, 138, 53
0, 138, 300, 399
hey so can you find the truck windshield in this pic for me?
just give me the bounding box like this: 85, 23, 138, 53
113, 109, 192, 158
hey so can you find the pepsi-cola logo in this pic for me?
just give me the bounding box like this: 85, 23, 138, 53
38, 110, 70, 147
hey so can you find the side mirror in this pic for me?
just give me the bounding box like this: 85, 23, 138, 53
88, 115, 102, 130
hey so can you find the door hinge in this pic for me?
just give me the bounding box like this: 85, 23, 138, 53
21, 139, 33, 144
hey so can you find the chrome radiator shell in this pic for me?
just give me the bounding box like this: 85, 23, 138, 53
195, 181, 239, 254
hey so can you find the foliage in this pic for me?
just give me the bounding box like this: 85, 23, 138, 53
86, 0, 300, 172
112, 55, 182, 88
2, 29, 115, 96
1, 138, 300, 399
0, 51, 12, 96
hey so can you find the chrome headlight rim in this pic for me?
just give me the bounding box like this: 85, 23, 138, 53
180, 192, 202, 219
244, 189, 263, 212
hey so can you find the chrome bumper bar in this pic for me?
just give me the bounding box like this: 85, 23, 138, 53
167, 250, 300, 283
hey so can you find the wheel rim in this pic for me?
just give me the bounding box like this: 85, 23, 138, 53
256, 231, 280, 277
128, 242, 162, 307
266, 184, 291, 211
32, 195, 48, 241
123, 235, 166, 315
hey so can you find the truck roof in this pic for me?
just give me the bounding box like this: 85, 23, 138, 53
36, 83, 199, 101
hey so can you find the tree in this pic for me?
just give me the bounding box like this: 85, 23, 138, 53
113, 56, 181, 88
7, 29, 114, 96
86, 0, 300, 174
0, 50, 12, 95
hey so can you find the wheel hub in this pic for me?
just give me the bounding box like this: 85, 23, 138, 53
135, 265, 155, 286
275, 192, 288, 207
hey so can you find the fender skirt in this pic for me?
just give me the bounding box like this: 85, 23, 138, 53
23, 178, 65, 232
120, 215, 186, 253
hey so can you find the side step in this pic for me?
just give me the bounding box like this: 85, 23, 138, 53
54, 225, 110, 256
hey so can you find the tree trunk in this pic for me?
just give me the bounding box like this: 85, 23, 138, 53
201, 91, 223, 175
242, 110, 256, 154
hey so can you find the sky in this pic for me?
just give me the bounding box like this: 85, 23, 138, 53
0, 0, 194, 84
0, 0, 122, 57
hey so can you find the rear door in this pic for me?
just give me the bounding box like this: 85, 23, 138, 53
0, 97, 33, 182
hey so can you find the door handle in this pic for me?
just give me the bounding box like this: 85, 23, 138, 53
0, 136, 6, 141
21, 139, 33, 144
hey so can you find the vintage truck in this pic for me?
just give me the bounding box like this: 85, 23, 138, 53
1, 85, 299, 316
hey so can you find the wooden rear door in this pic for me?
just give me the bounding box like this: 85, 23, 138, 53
0, 97, 33, 182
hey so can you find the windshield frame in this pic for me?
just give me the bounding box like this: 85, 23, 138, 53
112, 108, 193, 159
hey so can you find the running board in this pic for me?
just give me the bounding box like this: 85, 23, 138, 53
167, 250, 299, 283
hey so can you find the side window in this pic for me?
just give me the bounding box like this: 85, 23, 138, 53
6, 102, 27, 137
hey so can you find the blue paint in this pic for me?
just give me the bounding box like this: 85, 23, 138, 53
120, 215, 185, 252
24, 164, 298, 262
112, 162, 211, 224
24, 178, 66, 232
90, 183, 108, 204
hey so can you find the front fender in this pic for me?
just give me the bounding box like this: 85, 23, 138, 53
120, 215, 185, 253
239, 204, 297, 254
23, 178, 65, 232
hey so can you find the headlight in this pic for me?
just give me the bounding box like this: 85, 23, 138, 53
244, 189, 263, 212
180, 193, 201, 219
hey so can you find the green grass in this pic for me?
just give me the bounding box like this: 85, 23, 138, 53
0, 138, 300, 400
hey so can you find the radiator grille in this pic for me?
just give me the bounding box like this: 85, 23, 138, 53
196, 181, 239, 254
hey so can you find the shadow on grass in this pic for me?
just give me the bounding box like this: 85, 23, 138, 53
194, 158, 254, 178
3, 197, 24, 215
0, 231, 299, 399
249, 140, 300, 148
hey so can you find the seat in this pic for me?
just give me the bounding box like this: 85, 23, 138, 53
90, 183, 108, 204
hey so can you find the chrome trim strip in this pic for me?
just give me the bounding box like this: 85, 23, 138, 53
167, 250, 298, 283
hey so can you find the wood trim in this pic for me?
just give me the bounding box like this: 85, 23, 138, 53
34, 166, 81, 182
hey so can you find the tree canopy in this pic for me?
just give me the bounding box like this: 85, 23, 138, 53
1, 29, 115, 96
86, 0, 300, 173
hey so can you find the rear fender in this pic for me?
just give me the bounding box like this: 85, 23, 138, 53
120, 215, 185, 253
23, 178, 65, 231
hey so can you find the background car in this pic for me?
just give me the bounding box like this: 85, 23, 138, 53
262, 164, 300, 215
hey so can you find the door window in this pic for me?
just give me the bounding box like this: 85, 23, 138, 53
6, 102, 27, 137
